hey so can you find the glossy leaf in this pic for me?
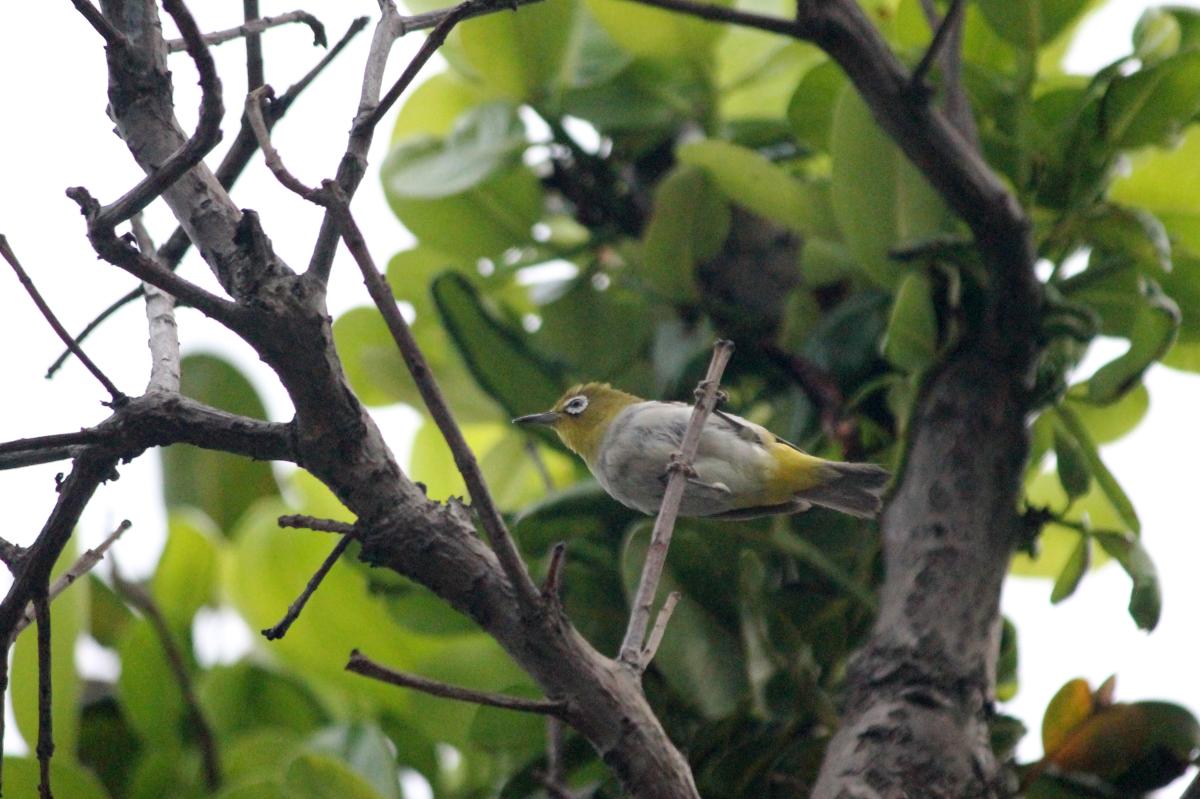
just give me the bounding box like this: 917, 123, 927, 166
283, 752, 386, 799
881, 272, 938, 372
1050, 532, 1089, 603
432, 271, 566, 417
1094, 531, 1162, 630
1052, 428, 1091, 499
117, 618, 186, 745
1109, 125, 1200, 251
89, 574, 133, 648
641, 166, 730, 302
468, 683, 547, 755
152, 510, 220, 631
307, 723, 404, 799
677, 140, 827, 234
787, 60, 846, 151
199, 663, 327, 739
829, 86, 949, 286
1053, 406, 1140, 534
718, 32, 821, 121
12, 538, 84, 760
1043, 677, 1095, 756
1133, 7, 1182, 65
586, 0, 728, 62
1102, 50, 1200, 149
976, 0, 1091, 47
4, 757, 112, 799
391, 71, 493, 141
161, 353, 280, 533
1086, 283, 1179, 404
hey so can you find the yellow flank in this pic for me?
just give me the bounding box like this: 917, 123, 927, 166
551, 383, 641, 464
733, 440, 831, 509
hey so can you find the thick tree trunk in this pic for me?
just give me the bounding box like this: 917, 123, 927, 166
812, 349, 1028, 798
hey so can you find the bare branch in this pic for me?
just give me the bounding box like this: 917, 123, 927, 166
96, 0, 225, 229
12, 521, 133, 639
47, 15, 369, 378
166, 10, 326, 52
244, 86, 323, 198
0, 234, 125, 406
262, 535, 352, 640
346, 650, 568, 716
910, 0, 964, 92
34, 593, 52, 799
619, 340, 735, 667
541, 542, 567, 602
640, 591, 681, 670
243, 0, 265, 88
393, 0, 543, 35
132, 218, 181, 394
67, 0, 128, 47
277, 514, 357, 535
112, 564, 221, 790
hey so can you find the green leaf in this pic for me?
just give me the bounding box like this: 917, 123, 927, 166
1012, 471, 1117, 578
391, 71, 493, 141
586, 0, 729, 62
117, 618, 186, 744
766, 527, 877, 612
1102, 50, 1200, 149
459, 0, 576, 99
382, 102, 525, 199
829, 86, 949, 286
1093, 531, 1161, 630
996, 618, 1019, 702
79, 697, 141, 796
283, 752, 386, 799
786, 59, 846, 152
1052, 428, 1091, 499
152, 510, 220, 631
881, 272, 938, 372
677, 140, 828, 234
161, 354, 280, 532
718, 33, 822, 121
1052, 406, 1140, 534
1050, 531, 1089, 603
4, 756, 112, 799
386, 247, 460, 320
1133, 7, 1182, 65
308, 723, 404, 799
1063, 382, 1149, 444
622, 522, 749, 717
384, 165, 542, 259
1085, 282, 1179, 404
1043, 677, 1096, 756
536, 278, 656, 380
432, 271, 566, 417
1161, 249, 1200, 344
199, 663, 327, 739
12, 539, 85, 762
1076, 204, 1171, 280
89, 574, 133, 648
468, 683, 547, 755
1109, 125, 1200, 251
641, 166, 730, 302
976, 0, 1091, 48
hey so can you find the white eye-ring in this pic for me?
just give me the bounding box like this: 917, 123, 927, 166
564, 395, 589, 415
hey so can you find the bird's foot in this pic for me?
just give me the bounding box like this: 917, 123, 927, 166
666, 453, 698, 479
694, 381, 729, 406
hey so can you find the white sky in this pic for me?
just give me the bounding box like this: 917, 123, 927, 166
0, 0, 1196, 790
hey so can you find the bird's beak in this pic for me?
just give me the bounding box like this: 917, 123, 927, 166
512, 411, 560, 427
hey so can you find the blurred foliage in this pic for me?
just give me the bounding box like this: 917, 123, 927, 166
34, 0, 1200, 796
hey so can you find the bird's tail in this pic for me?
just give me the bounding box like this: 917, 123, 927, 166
799, 461, 891, 518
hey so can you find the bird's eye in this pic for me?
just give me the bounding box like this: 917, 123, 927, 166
564, 396, 588, 415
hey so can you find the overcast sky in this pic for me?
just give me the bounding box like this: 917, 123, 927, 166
1, 0, 1197, 784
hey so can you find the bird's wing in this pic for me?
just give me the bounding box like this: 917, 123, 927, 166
709, 408, 808, 454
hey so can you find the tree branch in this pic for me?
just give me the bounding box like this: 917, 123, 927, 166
346, 650, 568, 716
640, 591, 680, 669
0, 235, 125, 405
262, 534, 353, 640
243, 0, 265, 88
67, 0, 128, 47
910, 0, 964, 92
132, 218, 181, 394
112, 565, 221, 790
277, 514, 357, 535
34, 593, 52, 799
619, 340, 735, 668
165, 10, 326, 52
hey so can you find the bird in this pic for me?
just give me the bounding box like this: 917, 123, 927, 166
514, 382, 890, 520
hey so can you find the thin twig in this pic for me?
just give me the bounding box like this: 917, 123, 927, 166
34, 592, 53, 799
543, 717, 572, 799
346, 650, 567, 716
243, 0, 265, 88
618, 340, 736, 668
95, 0, 224, 229
67, 0, 128, 47
277, 514, 357, 535
640, 591, 680, 669
12, 521, 132, 639
392, 0, 543, 36
0, 235, 125, 405
112, 564, 222, 790
262, 535, 352, 640
0, 630, 8, 792
244, 86, 323, 198
47, 16, 369, 378
166, 10, 326, 52
0, 431, 103, 457
910, 0, 964, 92
132, 218, 181, 394
541, 542, 567, 601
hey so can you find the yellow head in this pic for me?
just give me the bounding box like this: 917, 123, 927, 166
513, 382, 642, 464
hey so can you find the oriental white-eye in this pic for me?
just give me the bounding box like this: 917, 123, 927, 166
514, 383, 889, 519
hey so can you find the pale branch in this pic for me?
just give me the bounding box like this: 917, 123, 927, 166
132, 217, 181, 394
46, 15, 369, 378
96, 0, 224, 230
640, 591, 681, 670
543, 717, 571, 799
307, 0, 533, 282
112, 565, 221, 790
392, 0, 543, 35
244, 86, 323, 199
277, 514, 357, 535
262, 535, 352, 640
243, 0, 265, 88
67, 0, 128, 47
0, 234, 125, 406
618, 340, 735, 667
346, 650, 568, 716
12, 521, 133, 640
541, 542, 567, 601
34, 594, 52, 799
165, 10, 326, 52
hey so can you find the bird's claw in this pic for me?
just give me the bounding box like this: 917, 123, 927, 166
666, 453, 698, 479
694, 382, 728, 406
